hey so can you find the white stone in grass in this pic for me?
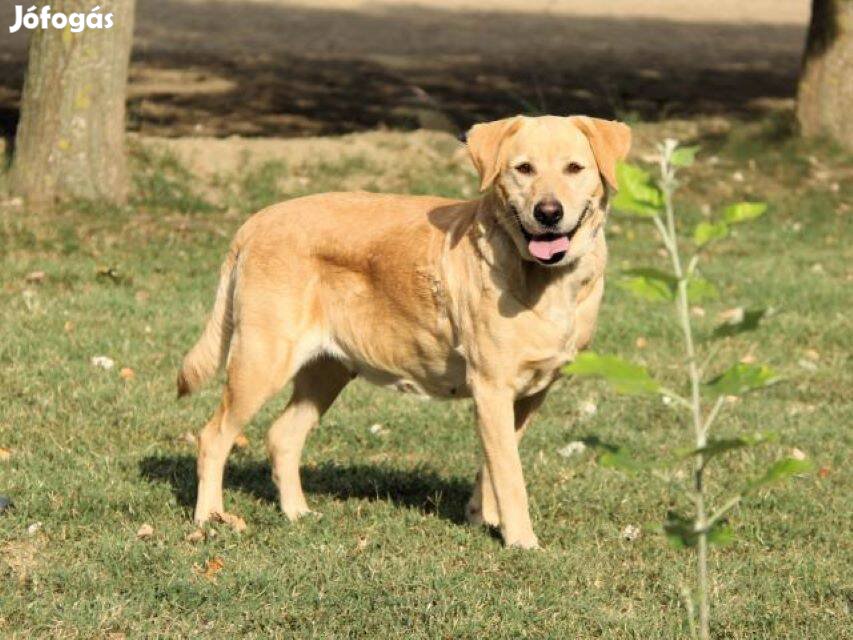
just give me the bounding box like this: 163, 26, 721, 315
369, 423, 387, 436
90, 355, 115, 370
27, 522, 43, 536
621, 524, 641, 542
557, 441, 586, 459
790, 448, 808, 461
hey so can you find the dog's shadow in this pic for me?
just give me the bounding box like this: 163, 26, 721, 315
138, 454, 472, 525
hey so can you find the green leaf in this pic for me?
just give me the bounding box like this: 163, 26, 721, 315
687, 277, 720, 303
723, 202, 767, 224
745, 457, 814, 494
693, 220, 729, 247
563, 352, 661, 396
599, 448, 647, 473
612, 162, 664, 218
705, 363, 779, 396
683, 432, 776, 462
617, 276, 674, 302
670, 145, 700, 167
663, 512, 733, 549
712, 308, 767, 339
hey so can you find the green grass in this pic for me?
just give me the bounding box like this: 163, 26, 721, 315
0, 119, 851, 638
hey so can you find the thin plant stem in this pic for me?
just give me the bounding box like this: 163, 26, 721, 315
658, 144, 711, 640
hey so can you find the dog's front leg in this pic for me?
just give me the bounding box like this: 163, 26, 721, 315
472, 382, 539, 549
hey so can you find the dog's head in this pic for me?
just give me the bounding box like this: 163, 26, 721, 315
467, 115, 631, 267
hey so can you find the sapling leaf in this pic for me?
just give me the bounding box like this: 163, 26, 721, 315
693, 220, 729, 247
613, 162, 664, 217
670, 145, 700, 168
682, 432, 776, 462
711, 308, 767, 339
724, 202, 767, 224
563, 352, 661, 396
744, 457, 814, 494
687, 277, 720, 303
618, 275, 675, 302
663, 512, 734, 549
705, 363, 779, 396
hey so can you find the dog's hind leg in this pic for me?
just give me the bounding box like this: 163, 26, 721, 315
267, 357, 351, 520
466, 388, 548, 529
194, 328, 295, 525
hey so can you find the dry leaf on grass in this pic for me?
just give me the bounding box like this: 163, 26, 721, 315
120, 367, 135, 381
136, 523, 154, 539
635, 336, 648, 349
64, 320, 75, 333
185, 529, 205, 543
621, 524, 641, 542
197, 556, 224, 581
90, 355, 115, 370
0, 447, 12, 462
233, 434, 249, 448
212, 512, 247, 533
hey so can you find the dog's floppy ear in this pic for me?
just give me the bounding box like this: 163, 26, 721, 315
466, 116, 523, 192
569, 116, 632, 190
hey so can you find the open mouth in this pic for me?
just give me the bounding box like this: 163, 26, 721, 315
512, 203, 589, 265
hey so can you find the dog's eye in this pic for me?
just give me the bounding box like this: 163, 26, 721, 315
565, 162, 584, 174
514, 162, 535, 175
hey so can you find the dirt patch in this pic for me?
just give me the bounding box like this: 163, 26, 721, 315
0, 1, 809, 140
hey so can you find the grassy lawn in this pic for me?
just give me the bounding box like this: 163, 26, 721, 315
0, 116, 850, 638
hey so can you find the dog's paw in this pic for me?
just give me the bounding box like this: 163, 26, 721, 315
283, 505, 322, 522
503, 533, 540, 550
465, 501, 500, 528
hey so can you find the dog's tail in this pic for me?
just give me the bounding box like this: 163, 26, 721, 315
177, 243, 240, 398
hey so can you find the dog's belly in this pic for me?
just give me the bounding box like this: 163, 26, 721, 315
332, 346, 471, 399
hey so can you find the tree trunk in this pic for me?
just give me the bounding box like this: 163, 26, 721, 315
10, 0, 136, 208
797, 0, 853, 149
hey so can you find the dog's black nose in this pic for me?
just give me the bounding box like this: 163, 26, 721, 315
533, 199, 564, 227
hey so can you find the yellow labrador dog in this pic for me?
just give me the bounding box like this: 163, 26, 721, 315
178, 115, 630, 548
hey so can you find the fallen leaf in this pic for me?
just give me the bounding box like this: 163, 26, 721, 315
25, 271, 45, 284
0, 447, 11, 462
212, 511, 246, 533
198, 556, 224, 581
185, 529, 205, 543
136, 523, 154, 539
621, 524, 641, 541
233, 434, 249, 449
739, 354, 756, 364
797, 359, 818, 372
804, 349, 820, 361
90, 355, 115, 370
635, 337, 647, 349
818, 467, 830, 478
64, 320, 75, 333
578, 400, 598, 418
717, 307, 745, 324
790, 448, 807, 461
557, 441, 587, 459
120, 367, 135, 381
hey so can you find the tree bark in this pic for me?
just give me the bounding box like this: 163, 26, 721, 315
797, 0, 853, 149
10, 0, 136, 207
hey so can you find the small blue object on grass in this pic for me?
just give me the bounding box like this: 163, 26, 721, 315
0, 495, 12, 513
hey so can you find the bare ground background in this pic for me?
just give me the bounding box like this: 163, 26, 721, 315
1, 0, 810, 141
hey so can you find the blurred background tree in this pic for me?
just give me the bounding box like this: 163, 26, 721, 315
797, 0, 853, 149
10, 0, 136, 208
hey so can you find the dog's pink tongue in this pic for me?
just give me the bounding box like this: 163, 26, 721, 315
528, 236, 569, 260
